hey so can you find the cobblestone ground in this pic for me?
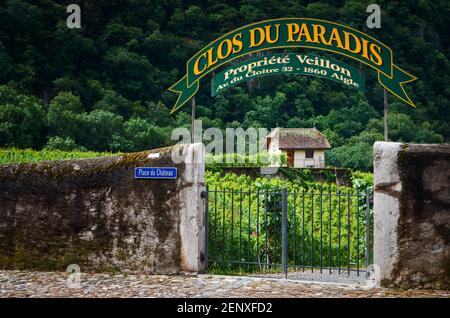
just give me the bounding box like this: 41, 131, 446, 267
0, 271, 448, 298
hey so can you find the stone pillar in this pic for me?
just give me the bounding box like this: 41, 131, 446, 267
373, 142, 450, 289
179, 143, 206, 273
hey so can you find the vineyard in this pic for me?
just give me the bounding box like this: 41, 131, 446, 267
205, 171, 374, 275
0, 148, 120, 165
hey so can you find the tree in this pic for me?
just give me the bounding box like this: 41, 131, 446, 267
326, 129, 384, 171
0, 86, 46, 148
47, 92, 84, 142
0, 42, 13, 82
184, 6, 205, 36
45, 136, 86, 151
121, 117, 167, 152
50, 91, 83, 113
102, 22, 143, 46
0, 0, 448, 159
81, 110, 124, 151
94, 89, 132, 118
145, 101, 173, 127
103, 47, 153, 100
295, 95, 314, 118
367, 112, 417, 142
287, 117, 310, 128
328, 139, 373, 171
244, 92, 287, 128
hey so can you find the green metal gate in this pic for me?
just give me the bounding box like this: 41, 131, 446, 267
204, 186, 373, 279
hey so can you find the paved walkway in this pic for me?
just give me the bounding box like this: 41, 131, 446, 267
0, 271, 448, 298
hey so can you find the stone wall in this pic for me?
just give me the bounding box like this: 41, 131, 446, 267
0, 143, 206, 274
373, 142, 450, 289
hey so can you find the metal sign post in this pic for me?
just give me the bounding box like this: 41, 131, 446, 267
384, 88, 389, 141
191, 97, 196, 143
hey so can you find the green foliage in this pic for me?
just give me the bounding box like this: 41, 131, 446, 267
243, 92, 287, 128
94, 89, 133, 118
81, 110, 124, 151
50, 92, 83, 113
0, 86, 46, 149
0, 1, 448, 171
206, 152, 285, 169
0, 148, 118, 164
351, 171, 373, 193
278, 167, 315, 188
45, 136, 86, 151
121, 117, 167, 152
205, 171, 373, 273
47, 95, 84, 141
326, 129, 384, 171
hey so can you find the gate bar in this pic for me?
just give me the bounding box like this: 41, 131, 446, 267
256, 189, 260, 271
264, 191, 269, 272
214, 187, 217, 263
337, 189, 341, 275
231, 190, 234, 266
365, 187, 371, 279
328, 189, 332, 274
239, 189, 243, 269
356, 192, 360, 276
281, 188, 288, 278
320, 190, 323, 274
205, 186, 209, 267
311, 192, 314, 273
247, 189, 251, 270
222, 188, 226, 264
301, 189, 305, 272
347, 192, 351, 275
293, 190, 297, 271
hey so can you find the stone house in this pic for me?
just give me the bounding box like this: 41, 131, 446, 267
266, 128, 331, 168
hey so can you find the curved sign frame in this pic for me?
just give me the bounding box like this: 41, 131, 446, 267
168, 18, 416, 113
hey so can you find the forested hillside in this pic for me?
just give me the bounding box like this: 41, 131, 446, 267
0, 0, 449, 171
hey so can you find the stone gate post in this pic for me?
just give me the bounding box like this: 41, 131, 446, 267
373, 142, 450, 289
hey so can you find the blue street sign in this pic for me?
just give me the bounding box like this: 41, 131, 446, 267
134, 167, 177, 179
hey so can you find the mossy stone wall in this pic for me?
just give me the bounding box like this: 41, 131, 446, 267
0, 144, 206, 274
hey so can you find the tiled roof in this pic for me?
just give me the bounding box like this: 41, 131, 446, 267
268, 128, 331, 149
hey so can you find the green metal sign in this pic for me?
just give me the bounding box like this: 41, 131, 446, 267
168, 18, 417, 113
211, 53, 365, 96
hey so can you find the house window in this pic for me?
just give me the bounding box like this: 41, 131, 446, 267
305, 149, 314, 158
